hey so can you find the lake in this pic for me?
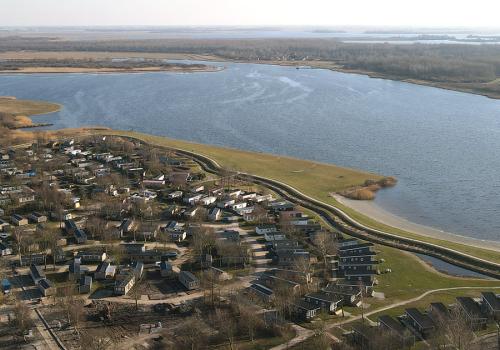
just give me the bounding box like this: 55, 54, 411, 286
1, 61, 500, 242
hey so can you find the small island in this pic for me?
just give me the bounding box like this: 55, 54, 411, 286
0, 57, 222, 74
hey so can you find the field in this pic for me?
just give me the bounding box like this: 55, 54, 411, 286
0, 97, 61, 116
103, 130, 500, 264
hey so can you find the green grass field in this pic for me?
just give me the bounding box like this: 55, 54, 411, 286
375, 246, 500, 302
103, 130, 500, 264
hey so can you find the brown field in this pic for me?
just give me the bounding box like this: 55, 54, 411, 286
0, 96, 61, 116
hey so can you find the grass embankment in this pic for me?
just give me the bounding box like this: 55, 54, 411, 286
102, 130, 500, 264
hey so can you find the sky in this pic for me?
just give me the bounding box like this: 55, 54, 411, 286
1, 0, 500, 28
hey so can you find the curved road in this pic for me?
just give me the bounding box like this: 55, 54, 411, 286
111, 134, 499, 279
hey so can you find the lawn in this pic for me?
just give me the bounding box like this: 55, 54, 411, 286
375, 246, 500, 302
103, 130, 500, 264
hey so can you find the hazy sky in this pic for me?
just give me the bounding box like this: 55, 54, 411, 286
2, 0, 500, 27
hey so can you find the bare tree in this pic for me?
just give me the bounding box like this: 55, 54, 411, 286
12, 300, 33, 334
172, 315, 208, 350
212, 308, 237, 350
313, 231, 338, 279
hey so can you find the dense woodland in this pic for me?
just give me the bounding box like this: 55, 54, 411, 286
1, 37, 500, 84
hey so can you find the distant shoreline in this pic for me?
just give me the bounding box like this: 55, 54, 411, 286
0, 65, 224, 74
0, 50, 496, 99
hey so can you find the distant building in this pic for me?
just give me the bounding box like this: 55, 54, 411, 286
79, 276, 92, 294
29, 264, 46, 284
114, 273, 135, 295
481, 291, 500, 321
38, 278, 56, 297
11, 214, 28, 226
179, 271, 200, 290
456, 297, 488, 330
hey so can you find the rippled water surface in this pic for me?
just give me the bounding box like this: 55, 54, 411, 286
1, 61, 500, 241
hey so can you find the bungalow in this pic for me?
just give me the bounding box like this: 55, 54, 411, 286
20, 254, 46, 266
179, 271, 200, 290
28, 212, 47, 224
456, 297, 488, 330
255, 225, 277, 237
378, 315, 415, 348
126, 249, 176, 263
292, 300, 320, 320
160, 261, 174, 277
481, 291, 500, 320
428, 302, 450, 324
208, 207, 222, 221
250, 283, 274, 302
136, 222, 160, 240
271, 240, 300, 251
132, 261, 144, 279
210, 267, 232, 281
29, 264, 46, 284
142, 179, 165, 188
276, 250, 310, 266
95, 261, 116, 280
279, 210, 305, 220
260, 274, 300, 294
52, 247, 67, 263
241, 192, 257, 200
169, 230, 187, 242
122, 243, 145, 254
0, 242, 12, 256
79, 276, 92, 294
167, 190, 183, 200
74, 229, 87, 244
235, 206, 254, 216
163, 205, 180, 218
304, 291, 342, 314
68, 258, 82, 280
404, 308, 435, 339
76, 251, 107, 263
199, 196, 217, 206
267, 200, 294, 212
117, 218, 135, 237
51, 211, 72, 221
264, 232, 287, 242
184, 207, 199, 218
114, 273, 135, 295
350, 322, 379, 350
183, 193, 203, 205
38, 278, 56, 297
216, 229, 240, 242
0, 219, 10, 232
64, 219, 78, 234
216, 198, 235, 209
11, 192, 35, 204
323, 283, 362, 307
231, 202, 247, 210
11, 214, 28, 226
254, 194, 274, 203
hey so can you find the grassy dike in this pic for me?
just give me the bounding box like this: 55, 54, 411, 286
102, 130, 500, 265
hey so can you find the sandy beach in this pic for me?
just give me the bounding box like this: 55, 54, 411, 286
333, 194, 500, 252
